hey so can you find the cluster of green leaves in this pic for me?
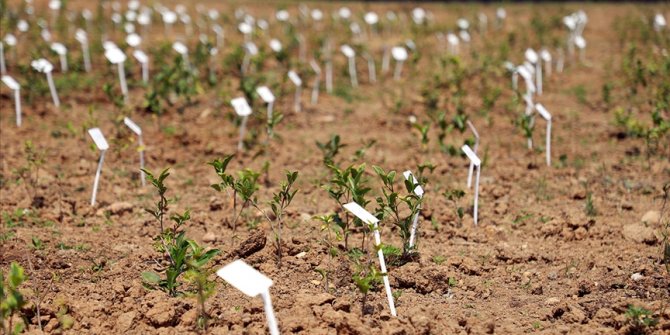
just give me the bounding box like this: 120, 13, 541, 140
316, 134, 345, 165
267, 171, 299, 265
144, 55, 202, 115
141, 168, 220, 298
209, 155, 260, 235
13, 141, 45, 203
443, 188, 466, 225
625, 305, 658, 332
372, 166, 423, 259
323, 164, 370, 250
1, 262, 27, 335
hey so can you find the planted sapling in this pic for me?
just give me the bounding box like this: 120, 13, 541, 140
1, 262, 27, 335
443, 188, 466, 226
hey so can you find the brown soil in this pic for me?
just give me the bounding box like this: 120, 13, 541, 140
1, 2, 670, 334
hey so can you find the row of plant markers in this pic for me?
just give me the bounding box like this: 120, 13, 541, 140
4, 2, 668, 332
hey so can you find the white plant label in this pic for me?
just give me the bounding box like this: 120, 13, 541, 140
216, 260, 278, 335
88, 128, 109, 206
133, 50, 149, 83
231, 97, 252, 151
392, 46, 408, 80
288, 71, 302, 112
341, 45, 358, 87
123, 117, 146, 186
0, 42, 5, 75
269, 39, 282, 53
364, 53, 376, 83
461, 144, 481, 225
105, 48, 128, 100
540, 49, 552, 78
126, 33, 141, 48
2, 75, 21, 126
256, 86, 275, 103
466, 120, 480, 188
75, 29, 91, 72
310, 59, 321, 104
31, 58, 60, 107
276, 10, 289, 22
340, 44, 355, 58
343, 202, 397, 317
403, 170, 424, 249
339, 7, 351, 20
535, 103, 552, 167
51, 42, 68, 72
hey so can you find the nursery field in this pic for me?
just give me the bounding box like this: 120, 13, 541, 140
1, 1, 670, 334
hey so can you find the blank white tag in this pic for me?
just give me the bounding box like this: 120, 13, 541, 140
123, 117, 142, 135
535, 103, 551, 120
288, 71, 302, 86
163, 11, 177, 24
276, 10, 289, 21
133, 50, 148, 63
244, 42, 258, 55
343, 202, 379, 224
75, 29, 87, 43
525, 48, 538, 63
231, 97, 252, 116
392, 47, 408, 61
340, 45, 355, 58
403, 170, 424, 196
339, 7, 351, 19
50, 43, 66, 55
31, 58, 54, 73
269, 39, 282, 52
88, 128, 109, 151
105, 48, 126, 64
310, 60, 321, 74
126, 33, 141, 47
256, 86, 275, 103
238, 22, 252, 34
4, 34, 16, 46
2, 75, 20, 90
574, 36, 586, 49
462, 144, 481, 166
364, 12, 379, 25
172, 42, 187, 55
216, 260, 273, 297
540, 49, 552, 61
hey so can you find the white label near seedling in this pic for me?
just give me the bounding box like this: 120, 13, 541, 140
340, 45, 355, 58
403, 170, 423, 249
461, 144, 481, 225
535, 103, 552, 167
88, 128, 109, 150
364, 12, 379, 25
133, 50, 148, 64
31, 58, 53, 73
126, 33, 141, 47
2, 75, 21, 126
343, 202, 397, 317
256, 86, 275, 104
288, 71, 302, 86
88, 128, 108, 206
105, 48, 126, 64
466, 120, 480, 188
2, 75, 19, 90
244, 42, 258, 56
525, 48, 538, 64
172, 42, 187, 55
123, 117, 142, 135
123, 117, 146, 185
269, 39, 282, 52
392, 47, 408, 61
231, 97, 252, 116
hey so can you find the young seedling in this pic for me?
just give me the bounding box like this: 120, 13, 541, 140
288, 70, 302, 113
535, 104, 552, 167
259, 171, 299, 266
316, 134, 345, 165
461, 144, 481, 225
403, 170, 424, 249
231, 97, 252, 151
123, 117, 146, 186
75, 29, 91, 72
343, 202, 397, 317
50, 42, 68, 72
310, 59, 322, 104
31, 58, 60, 107
443, 188, 466, 225
87, 128, 109, 206
216, 260, 278, 335
1, 262, 27, 335
341, 45, 358, 87
104, 47, 128, 102
466, 120, 480, 188
1, 75, 21, 126
392, 46, 408, 80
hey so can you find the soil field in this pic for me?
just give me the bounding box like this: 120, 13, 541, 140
1, 1, 670, 334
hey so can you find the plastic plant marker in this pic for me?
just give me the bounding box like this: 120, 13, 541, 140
256, 86, 275, 136
288, 71, 302, 113
466, 120, 480, 188
343, 202, 397, 317
126, 33, 141, 48
212, 24, 224, 49
88, 128, 109, 206
324, 40, 333, 94
231, 97, 252, 151
269, 39, 282, 53
132, 50, 149, 83
104, 48, 128, 101
31, 58, 60, 107
310, 59, 321, 104
216, 260, 278, 335
75, 29, 91, 72
447, 33, 459, 55
0, 42, 5, 75
123, 117, 146, 186
575, 36, 586, 62
403, 170, 424, 249
381, 45, 391, 74
51, 42, 68, 72
535, 104, 552, 167
540, 49, 552, 78
340, 45, 358, 87
2, 75, 21, 126
364, 53, 376, 83
172, 42, 190, 69
241, 42, 258, 75
525, 48, 541, 95
461, 145, 481, 225
391, 46, 408, 80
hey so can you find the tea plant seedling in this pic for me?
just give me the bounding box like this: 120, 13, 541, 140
443, 188, 466, 226
1, 262, 27, 335
625, 305, 658, 333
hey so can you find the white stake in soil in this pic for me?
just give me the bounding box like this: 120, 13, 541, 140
133, 50, 149, 83
51, 42, 68, 72
172, 41, 191, 70
343, 202, 397, 317
256, 86, 275, 136
104, 47, 128, 101
216, 260, 279, 335
574, 36, 586, 63
525, 48, 541, 95
466, 120, 480, 188
540, 49, 552, 78
363, 52, 376, 83
340, 45, 357, 87
75, 29, 91, 72
391, 46, 408, 80
242, 42, 258, 75
310, 59, 322, 104
403, 171, 424, 249
0, 42, 5, 75
461, 144, 481, 226
288, 70, 302, 113
88, 128, 109, 206
381, 45, 391, 74
535, 103, 553, 167
31, 58, 60, 107
231, 97, 252, 151
2, 75, 21, 126
123, 117, 146, 186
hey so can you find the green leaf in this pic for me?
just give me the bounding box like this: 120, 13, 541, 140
141, 271, 161, 284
